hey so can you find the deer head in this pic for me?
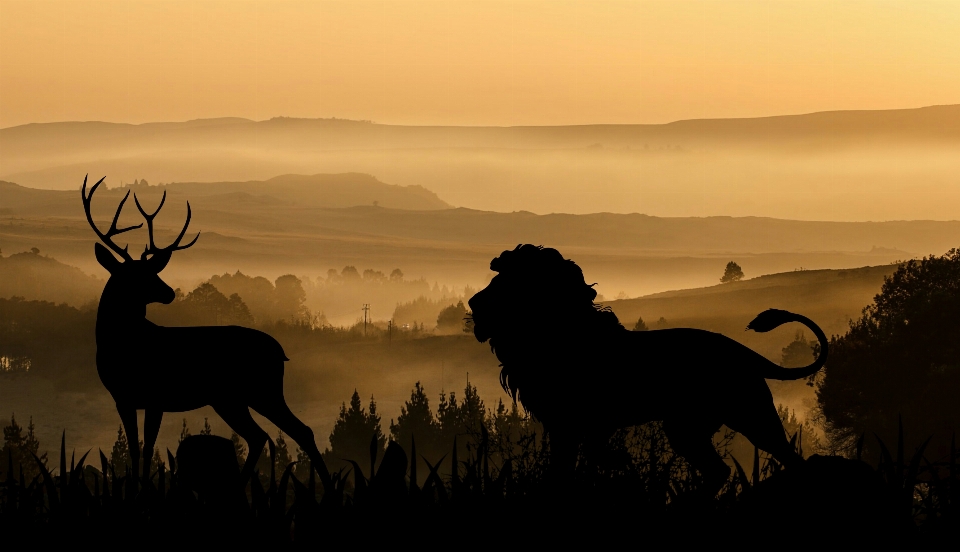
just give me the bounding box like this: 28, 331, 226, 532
81, 175, 199, 307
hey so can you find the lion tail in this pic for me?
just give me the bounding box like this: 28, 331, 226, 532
746, 309, 828, 380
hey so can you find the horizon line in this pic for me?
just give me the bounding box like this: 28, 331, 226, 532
4, 102, 960, 132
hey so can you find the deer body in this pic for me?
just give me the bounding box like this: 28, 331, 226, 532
96, 321, 287, 412
82, 176, 329, 486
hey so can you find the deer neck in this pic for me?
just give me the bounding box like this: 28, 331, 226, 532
96, 279, 151, 340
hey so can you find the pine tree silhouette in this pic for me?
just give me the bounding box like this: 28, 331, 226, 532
327, 390, 386, 469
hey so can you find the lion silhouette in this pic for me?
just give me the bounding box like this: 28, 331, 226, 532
468, 245, 828, 494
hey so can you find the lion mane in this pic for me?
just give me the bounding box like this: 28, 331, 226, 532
473, 244, 623, 403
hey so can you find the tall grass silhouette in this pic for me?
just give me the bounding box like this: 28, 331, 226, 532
2, 408, 955, 543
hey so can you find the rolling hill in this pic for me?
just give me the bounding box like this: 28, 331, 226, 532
4, 106, 960, 219
606, 264, 893, 352
0, 248, 103, 306
602, 263, 897, 420
0, 173, 449, 213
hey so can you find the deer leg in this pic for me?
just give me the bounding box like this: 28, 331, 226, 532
117, 405, 140, 480
213, 404, 269, 485
253, 400, 331, 486
142, 409, 163, 482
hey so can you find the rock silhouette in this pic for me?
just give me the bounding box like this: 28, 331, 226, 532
738, 455, 910, 537
175, 435, 239, 499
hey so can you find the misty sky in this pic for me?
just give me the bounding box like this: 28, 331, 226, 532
2, 1, 960, 129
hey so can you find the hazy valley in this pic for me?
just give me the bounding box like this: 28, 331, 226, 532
3, 177, 956, 316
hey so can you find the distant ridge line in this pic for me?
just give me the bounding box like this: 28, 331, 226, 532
5, 103, 960, 131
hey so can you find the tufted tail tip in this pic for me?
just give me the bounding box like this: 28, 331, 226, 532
746, 308, 796, 333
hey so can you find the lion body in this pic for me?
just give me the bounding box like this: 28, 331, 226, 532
469, 244, 828, 494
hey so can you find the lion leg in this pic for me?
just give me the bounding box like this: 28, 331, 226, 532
547, 429, 579, 478
727, 404, 804, 470
663, 421, 730, 497
580, 430, 616, 473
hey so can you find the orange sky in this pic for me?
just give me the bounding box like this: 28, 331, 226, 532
2, 0, 960, 128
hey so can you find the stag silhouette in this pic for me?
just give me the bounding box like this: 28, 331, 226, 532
81, 175, 329, 486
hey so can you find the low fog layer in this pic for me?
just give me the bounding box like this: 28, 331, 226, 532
4, 179, 957, 303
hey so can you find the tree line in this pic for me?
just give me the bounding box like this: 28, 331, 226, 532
1, 379, 540, 488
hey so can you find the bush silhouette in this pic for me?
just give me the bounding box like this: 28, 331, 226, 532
817, 248, 960, 460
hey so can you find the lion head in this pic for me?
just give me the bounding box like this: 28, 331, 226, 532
468, 245, 624, 401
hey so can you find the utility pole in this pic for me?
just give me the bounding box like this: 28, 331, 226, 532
388, 320, 393, 345
362, 303, 370, 336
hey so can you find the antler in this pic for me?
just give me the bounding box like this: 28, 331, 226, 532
81, 175, 142, 261
134, 190, 199, 261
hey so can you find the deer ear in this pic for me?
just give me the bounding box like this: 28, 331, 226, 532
94, 243, 122, 274
146, 250, 172, 273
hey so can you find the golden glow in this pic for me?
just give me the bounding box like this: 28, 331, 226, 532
3, 1, 960, 128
